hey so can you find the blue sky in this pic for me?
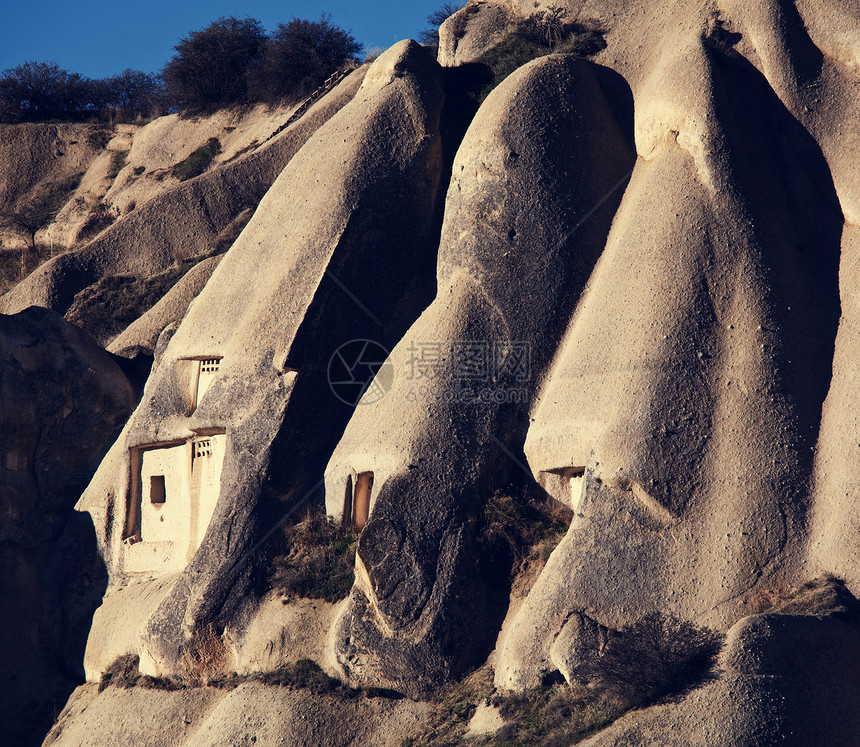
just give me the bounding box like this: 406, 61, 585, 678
0, 1, 453, 78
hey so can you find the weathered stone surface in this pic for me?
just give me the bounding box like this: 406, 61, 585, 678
45, 680, 430, 747
438, 1, 513, 67
324, 53, 635, 695
0, 306, 136, 746
581, 612, 860, 746
0, 67, 367, 330
75, 40, 447, 681
9, 0, 860, 741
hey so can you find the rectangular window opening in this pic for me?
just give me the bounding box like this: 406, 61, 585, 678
150, 475, 166, 504
353, 472, 374, 532
343, 475, 353, 529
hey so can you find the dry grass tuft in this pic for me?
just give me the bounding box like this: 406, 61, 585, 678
270, 514, 357, 603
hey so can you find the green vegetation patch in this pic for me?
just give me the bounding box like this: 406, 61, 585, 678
478, 489, 571, 579
64, 247, 223, 345
757, 574, 857, 618
270, 515, 358, 603
471, 10, 606, 103
172, 137, 221, 181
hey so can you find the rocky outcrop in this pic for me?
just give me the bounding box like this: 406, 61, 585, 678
494, 0, 846, 691
8, 0, 860, 742
582, 610, 860, 746
0, 307, 136, 546
0, 123, 107, 233
0, 67, 367, 336
0, 307, 136, 746
75, 40, 447, 681
324, 53, 635, 695
438, 1, 513, 67
45, 680, 429, 747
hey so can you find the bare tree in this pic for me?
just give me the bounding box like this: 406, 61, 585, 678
1, 197, 55, 248
418, 2, 466, 48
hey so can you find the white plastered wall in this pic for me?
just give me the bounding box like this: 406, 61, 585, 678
124, 434, 226, 574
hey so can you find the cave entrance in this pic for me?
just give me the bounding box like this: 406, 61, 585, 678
343, 472, 374, 531
540, 466, 585, 511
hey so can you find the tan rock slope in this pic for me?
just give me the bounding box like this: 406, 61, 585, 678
75, 40, 446, 684
324, 53, 635, 695
0, 69, 366, 338
9, 0, 860, 743
492, 0, 851, 691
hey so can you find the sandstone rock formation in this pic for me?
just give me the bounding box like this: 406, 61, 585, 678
3, 0, 860, 743
0, 307, 136, 745
492, 0, 849, 692
75, 40, 447, 683
0, 68, 367, 337
324, 53, 635, 695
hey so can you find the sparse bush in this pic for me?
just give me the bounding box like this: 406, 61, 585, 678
181, 624, 231, 683
98, 652, 347, 695
172, 137, 221, 181
270, 515, 357, 602
76, 201, 118, 243
64, 247, 226, 345
417, 2, 467, 49
87, 128, 113, 150
517, 6, 568, 47
248, 15, 361, 105
98, 653, 141, 692
363, 46, 386, 64
478, 489, 570, 580
0, 243, 52, 293
0, 172, 82, 250
255, 659, 341, 693
411, 665, 627, 746
489, 683, 628, 746
98, 654, 181, 692
162, 17, 267, 112
470, 13, 606, 103
576, 612, 722, 706
753, 573, 857, 618
107, 150, 128, 179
